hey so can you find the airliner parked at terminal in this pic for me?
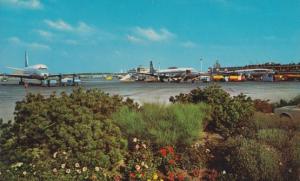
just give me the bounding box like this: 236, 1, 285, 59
5, 51, 49, 80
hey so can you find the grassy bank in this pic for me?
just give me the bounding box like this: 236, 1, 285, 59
0, 86, 299, 181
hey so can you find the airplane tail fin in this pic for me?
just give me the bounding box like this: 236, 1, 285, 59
25, 51, 29, 67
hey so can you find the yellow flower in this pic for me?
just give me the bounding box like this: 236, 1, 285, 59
147, 179, 151, 181
153, 173, 158, 180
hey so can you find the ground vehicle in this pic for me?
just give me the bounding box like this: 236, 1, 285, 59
274, 105, 300, 120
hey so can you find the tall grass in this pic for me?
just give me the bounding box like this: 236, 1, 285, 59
253, 112, 298, 130
113, 103, 209, 147
257, 129, 290, 150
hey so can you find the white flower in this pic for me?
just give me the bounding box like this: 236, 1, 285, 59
53, 152, 58, 158
62, 151, 67, 155
288, 168, 292, 173
66, 169, 71, 174
53, 168, 58, 173
133, 138, 138, 142
135, 165, 141, 171
142, 143, 147, 149
141, 162, 145, 166
22, 171, 27, 176
33, 171, 36, 175
76, 169, 81, 174
61, 163, 66, 169
222, 170, 226, 174
95, 167, 100, 172
16, 162, 23, 167
144, 164, 149, 169
75, 163, 80, 168
135, 144, 140, 150
82, 167, 88, 172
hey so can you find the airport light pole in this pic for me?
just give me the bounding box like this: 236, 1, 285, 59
200, 58, 203, 72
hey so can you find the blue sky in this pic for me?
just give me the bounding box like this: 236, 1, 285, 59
0, 0, 300, 73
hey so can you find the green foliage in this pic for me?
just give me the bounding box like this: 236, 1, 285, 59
257, 129, 290, 151
113, 103, 208, 148
0, 88, 136, 180
170, 85, 256, 138
273, 95, 300, 108
213, 137, 283, 181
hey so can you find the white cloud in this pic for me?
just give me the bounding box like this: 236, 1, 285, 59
28, 42, 50, 50
77, 22, 94, 33
181, 41, 197, 48
8, 36, 21, 44
36, 30, 53, 39
8, 36, 50, 50
0, 0, 43, 9
127, 35, 143, 43
133, 27, 175, 42
44, 19, 94, 34
44, 19, 73, 31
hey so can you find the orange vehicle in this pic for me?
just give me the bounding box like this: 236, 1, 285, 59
212, 75, 224, 81
229, 75, 245, 82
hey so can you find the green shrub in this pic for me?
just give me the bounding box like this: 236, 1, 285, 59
170, 85, 256, 139
273, 95, 300, 108
113, 103, 208, 148
0, 88, 132, 180
213, 138, 283, 181
257, 129, 290, 150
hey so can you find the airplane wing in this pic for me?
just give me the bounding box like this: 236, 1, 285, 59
6, 67, 24, 71
2, 74, 38, 79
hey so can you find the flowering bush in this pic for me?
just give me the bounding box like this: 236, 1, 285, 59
158, 146, 188, 181
0, 88, 131, 180
125, 138, 160, 181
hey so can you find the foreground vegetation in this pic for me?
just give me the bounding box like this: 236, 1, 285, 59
0, 86, 299, 180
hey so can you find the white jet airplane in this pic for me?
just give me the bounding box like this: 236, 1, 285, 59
5, 51, 49, 80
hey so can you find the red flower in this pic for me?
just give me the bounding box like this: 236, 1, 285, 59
114, 175, 121, 181
168, 159, 175, 165
167, 146, 174, 155
168, 172, 175, 181
177, 173, 185, 181
129, 172, 136, 178
159, 148, 167, 157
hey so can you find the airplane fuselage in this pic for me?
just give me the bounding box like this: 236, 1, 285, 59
21, 64, 49, 79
